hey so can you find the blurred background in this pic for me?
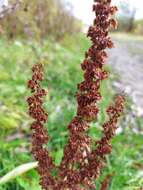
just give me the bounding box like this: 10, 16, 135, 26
0, 0, 143, 189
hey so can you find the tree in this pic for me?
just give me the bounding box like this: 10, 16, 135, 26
0, 0, 81, 40
117, 1, 136, 32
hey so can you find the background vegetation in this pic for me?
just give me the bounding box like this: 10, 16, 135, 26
0, 0, 143, 190
0, 0, 81, 40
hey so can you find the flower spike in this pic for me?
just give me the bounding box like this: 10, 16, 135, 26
27, 0, 125, 189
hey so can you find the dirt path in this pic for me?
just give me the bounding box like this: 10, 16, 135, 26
109, 35, 143, 116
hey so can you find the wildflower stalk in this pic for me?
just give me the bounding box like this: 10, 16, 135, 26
58, 0, 125, 189
100, 175, 112, 190
27, 0, 125, 189
27, 64, 56, 189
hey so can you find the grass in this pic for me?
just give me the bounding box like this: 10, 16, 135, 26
0, 34, 143, 190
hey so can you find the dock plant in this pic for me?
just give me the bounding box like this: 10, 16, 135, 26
27, 0, 125, 189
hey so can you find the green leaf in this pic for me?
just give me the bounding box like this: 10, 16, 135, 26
0, 162, 38, 185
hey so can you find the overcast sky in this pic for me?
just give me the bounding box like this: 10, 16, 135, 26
66, 0, 143, 25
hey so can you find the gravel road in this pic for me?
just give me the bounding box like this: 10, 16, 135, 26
109, 35, 143, 116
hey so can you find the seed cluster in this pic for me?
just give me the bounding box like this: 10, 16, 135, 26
27, 64, 56, 189
27, 0, 125, 190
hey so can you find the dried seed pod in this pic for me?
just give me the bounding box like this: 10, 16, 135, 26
27, 0, 125, 189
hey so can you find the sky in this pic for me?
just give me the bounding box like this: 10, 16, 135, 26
66, 0, 143, 25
